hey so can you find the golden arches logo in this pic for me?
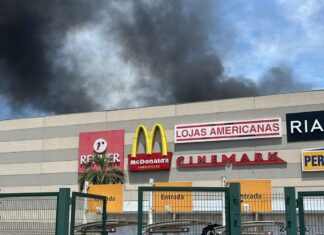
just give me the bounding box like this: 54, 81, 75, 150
131, 124, 168, 158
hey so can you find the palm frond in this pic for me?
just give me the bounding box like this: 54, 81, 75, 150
79, 154, 125, 191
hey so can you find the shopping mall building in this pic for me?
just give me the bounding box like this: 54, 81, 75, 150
1, 90, 324, 206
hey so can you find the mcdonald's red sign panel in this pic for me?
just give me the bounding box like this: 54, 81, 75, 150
128, 124, 172, 171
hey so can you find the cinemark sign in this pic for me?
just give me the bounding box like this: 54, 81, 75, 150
176, 151, 286, 168
175, 118, 282, 143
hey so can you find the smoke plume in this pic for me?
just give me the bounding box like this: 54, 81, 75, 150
259, 65, 311, 95
108, 1, 260, 104
0, 1, 101, 115
0, 0, 312, 118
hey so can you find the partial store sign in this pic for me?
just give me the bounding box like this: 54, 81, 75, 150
175, 118, 282, 143
286, 110, 324, 142
302, 148, 324, 171
78, 130, 125, 173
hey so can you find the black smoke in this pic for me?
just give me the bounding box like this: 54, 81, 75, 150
0, 0, 312, 118
259, 65, 311, 95
108, 0, 259, 104
0, 1, 102, 115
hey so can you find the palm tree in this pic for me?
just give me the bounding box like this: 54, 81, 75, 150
79, 154, 125, 191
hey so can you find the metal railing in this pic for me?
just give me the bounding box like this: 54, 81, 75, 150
2, 186, 324, 235
0, 192, 59, 235
298, 191, 324, 235
70, 192, 107, 235
137, 184, 241, 235
240, 193, 286, 235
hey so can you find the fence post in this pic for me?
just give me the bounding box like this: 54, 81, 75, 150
298, 193, 306, 235
284, 187, 297, 235
69, 193, 76, 235
102, 197, 107, 235
56, 188, 71, 235
229, 183, 241, 235
137, 187, 144, 235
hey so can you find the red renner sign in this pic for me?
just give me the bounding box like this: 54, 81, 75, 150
175, 118, 282, 143
78, 130, 124, 173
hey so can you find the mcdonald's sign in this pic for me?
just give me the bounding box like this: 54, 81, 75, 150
128, 124, 172, 171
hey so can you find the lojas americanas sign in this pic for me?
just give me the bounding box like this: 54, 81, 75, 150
175, 118, 282, 143
176, 151, 286, 168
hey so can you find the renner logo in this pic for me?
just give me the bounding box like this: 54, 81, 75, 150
78, 130, 124, 173
93, 138, 108, 153
79, 153, 120, 166
128, 124, 172, 171
79, 138, 120, 165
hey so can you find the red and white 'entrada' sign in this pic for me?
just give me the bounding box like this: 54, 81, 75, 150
78, 130, 125, 173
175, 118, 282, 143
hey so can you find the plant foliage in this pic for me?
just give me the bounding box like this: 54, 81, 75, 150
79, 154, 125, 191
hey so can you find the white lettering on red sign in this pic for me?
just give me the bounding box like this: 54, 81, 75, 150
175, 118, 282, 143
79, 153, 121, 165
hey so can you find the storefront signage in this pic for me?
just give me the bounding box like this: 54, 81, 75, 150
88, 184, 123, 212
78, 130, 125, 173
128, 124, 172, 171
302, 148, 324, 171
153, 182, 192, 212
286, 111, 324, 142
177, 151, 286, 168
175, 118, 282, 143
228, 180, 272, 213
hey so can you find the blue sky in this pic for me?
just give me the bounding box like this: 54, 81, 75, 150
0, 0, 323, 120
217, 0, 324, 87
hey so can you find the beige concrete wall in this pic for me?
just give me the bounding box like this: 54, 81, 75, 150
0, 90, 324, 194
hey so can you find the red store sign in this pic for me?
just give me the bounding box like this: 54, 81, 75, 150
78, 130, 125, 173
175, 118, 282, 143
128, 124, 172, 171
177, 151, 286, 168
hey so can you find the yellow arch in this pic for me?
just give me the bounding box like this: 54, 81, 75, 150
130, 124, 168, 158
150, 124, 168, 157
131, 125, 150, 158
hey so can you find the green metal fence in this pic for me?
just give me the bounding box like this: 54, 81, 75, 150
4, 186, 324, 235
0, 192, 59, 235
297, 191, 324, 235
240, 193, 286, 235
137, 184, 241, 235
70, 192, 107, 235
237, 187, 298, 235
0, 188, 106, 235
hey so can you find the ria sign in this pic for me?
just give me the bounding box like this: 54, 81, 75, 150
128, 124, 172, 171
78, 130, 125, 173
286, 111, 324, 142
175, 118, 282, 143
